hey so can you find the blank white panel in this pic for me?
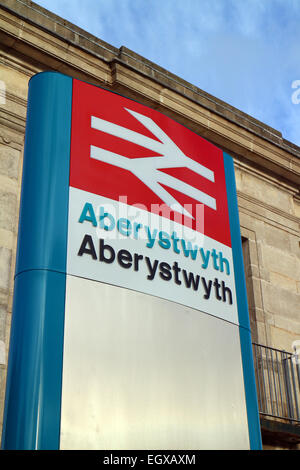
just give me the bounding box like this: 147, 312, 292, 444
60, 276, 249, 450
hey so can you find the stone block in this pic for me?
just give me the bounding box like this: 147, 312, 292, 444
0, 65, 29, 102
0, 304, 6, 342
294, 198, 300, 218
0, 228, 14, 250
0, 247, 11, 291
0, 341, 5, 365
0, 143, 21, 180
261, 223, 292, 252
269, 272, 297, 293
289, 234, 300, 259
0, 190, 17, 232
262, 282, 300, 322
269, 322, 300, 351
261, 244, 300, 282
255, 321, 268, 345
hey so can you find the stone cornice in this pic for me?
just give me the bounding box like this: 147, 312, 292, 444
110, 62, 300, 188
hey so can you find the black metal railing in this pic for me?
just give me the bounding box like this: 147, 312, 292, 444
252, 343, 300, 424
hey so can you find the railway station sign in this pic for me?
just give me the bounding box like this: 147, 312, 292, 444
2, 72, 262, 450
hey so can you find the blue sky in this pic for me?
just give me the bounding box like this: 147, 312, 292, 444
34, 0, 300, 147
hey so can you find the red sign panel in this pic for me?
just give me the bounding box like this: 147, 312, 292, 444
70, 79, 231, 247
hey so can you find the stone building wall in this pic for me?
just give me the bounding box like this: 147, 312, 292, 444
0, 0, 299, 449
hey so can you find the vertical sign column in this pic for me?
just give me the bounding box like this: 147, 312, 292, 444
1, 72, 72, 450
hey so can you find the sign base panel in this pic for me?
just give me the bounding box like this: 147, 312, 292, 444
60, 275, 250, 450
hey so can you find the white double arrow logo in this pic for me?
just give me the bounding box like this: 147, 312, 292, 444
90, 108, 216, 218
